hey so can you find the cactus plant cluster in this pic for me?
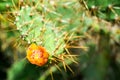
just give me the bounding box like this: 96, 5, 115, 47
0, 0, 120, 80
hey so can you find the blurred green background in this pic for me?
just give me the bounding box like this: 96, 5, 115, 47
0, 0, 120, 80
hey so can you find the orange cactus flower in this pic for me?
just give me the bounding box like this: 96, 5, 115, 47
26, 43, 49, 66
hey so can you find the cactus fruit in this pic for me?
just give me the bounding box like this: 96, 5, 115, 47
26, 43, 49, 66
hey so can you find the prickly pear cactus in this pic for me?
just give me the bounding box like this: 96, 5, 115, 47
14, 5, 65, 59
5, 0, 120, 80
13, 0, 82, 66
84, 0, 120, 20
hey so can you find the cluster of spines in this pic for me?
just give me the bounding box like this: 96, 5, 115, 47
82, 0, 120, 21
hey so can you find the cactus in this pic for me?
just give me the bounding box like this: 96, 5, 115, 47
0, 0, 18, 11
83, 0, 120, 20
14, 5, 65, 61
4, 0, 120, 80
6, 1, 83, 80
13, 0, 84, 65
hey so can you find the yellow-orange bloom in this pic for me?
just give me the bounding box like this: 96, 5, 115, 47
26, 43, 49, 66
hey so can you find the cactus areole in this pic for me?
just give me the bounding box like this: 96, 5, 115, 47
26, 43, 49, 66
